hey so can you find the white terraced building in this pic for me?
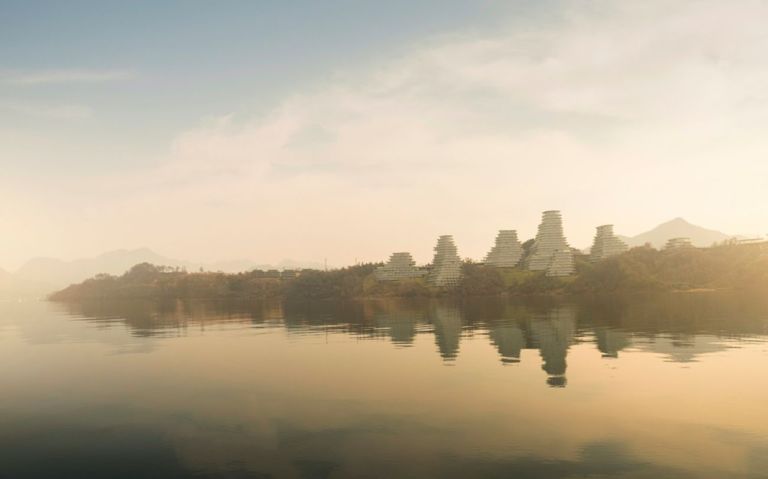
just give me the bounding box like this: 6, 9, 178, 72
665, 237, 693, 250
590, 224, 628, 262
485, 230, 523, 267
375, 252, 426, 281
526, 210, 575, 276
428, 235, 463, 287
547, 249, 575, 277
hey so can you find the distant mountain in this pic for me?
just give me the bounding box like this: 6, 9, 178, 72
3, 248, 325, 297
622, 218, 733, 248
0, 266, 48, 299
14, 248, 188, 292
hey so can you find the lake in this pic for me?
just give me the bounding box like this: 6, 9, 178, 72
2, 293, 768, 478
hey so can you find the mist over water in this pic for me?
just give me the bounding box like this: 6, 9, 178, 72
2, 293, 768, 478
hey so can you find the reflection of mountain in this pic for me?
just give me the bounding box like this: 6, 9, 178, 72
635, 334, 732, 363
430, 304, 463, 362
529, 308, 576, 387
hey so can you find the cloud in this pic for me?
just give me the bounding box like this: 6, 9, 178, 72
0, 101, 93, 120
3, 0, 768, 267
155, 0, 768, 216
0, 68, 134, 85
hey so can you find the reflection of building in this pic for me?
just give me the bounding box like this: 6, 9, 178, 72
372, 310, 421, 346
484, 230, 523, 268
526, 210, 574, 276
595, 328, 630, 358
488, 322, 525, 363
529, 308, 575, 387
428, 236, 463, 287
590, 225, 628, 262
431, 304, 463, 361
364, 298, 428, 347
665, 237, 692, 250
375, 252, 426, 281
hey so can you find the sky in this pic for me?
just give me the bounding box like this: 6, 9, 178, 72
1, 0, 767, 270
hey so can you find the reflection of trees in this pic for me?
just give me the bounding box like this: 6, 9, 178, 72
281, 301, 371, 337
60, 299, 277, 336
576, 292, 768, 337
57, 292, 768, 368
576, 292, 768, 363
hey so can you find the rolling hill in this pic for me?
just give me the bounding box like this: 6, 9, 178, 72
619, 217, 733, 248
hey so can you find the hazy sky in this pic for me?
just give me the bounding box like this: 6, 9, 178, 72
2, 0, 767, 270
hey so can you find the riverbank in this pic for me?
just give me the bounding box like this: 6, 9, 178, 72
49, 242, 767, 302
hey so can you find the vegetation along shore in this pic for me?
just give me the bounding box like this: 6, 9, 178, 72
50, 240, 768, 302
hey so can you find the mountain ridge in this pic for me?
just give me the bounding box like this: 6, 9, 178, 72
2, 249, 325, 298
617, 217, 734, 249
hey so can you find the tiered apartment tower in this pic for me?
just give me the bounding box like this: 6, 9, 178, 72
428, 235, 463, 287
484, 230, 523, 267
375, 252, 426, 281
526, 210, 575, 276
590, 225, 628, 262
546, 250, 575, 277
665, 237, 692, 250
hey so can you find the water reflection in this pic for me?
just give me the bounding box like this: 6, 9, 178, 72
431, 303, 464, 362
595, 327, 630, 358
488, 321, 524, 364
3, 293, 768, 478
50, 293, 768, 388
529, 308, 575, 387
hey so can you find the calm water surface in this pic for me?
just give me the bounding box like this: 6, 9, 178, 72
2, 294, 768, 478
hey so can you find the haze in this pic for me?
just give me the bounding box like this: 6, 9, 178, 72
2, 0, 767, 270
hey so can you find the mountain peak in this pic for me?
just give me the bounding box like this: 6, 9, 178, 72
664, 217, 690, 226
626, 218, 730, 248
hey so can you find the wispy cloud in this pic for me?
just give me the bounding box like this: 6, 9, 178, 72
139, 0, 768, 260
0, 100, 93, 119
0, 68, 133, 85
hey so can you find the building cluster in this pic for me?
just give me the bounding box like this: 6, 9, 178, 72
374, 209, 634, 285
